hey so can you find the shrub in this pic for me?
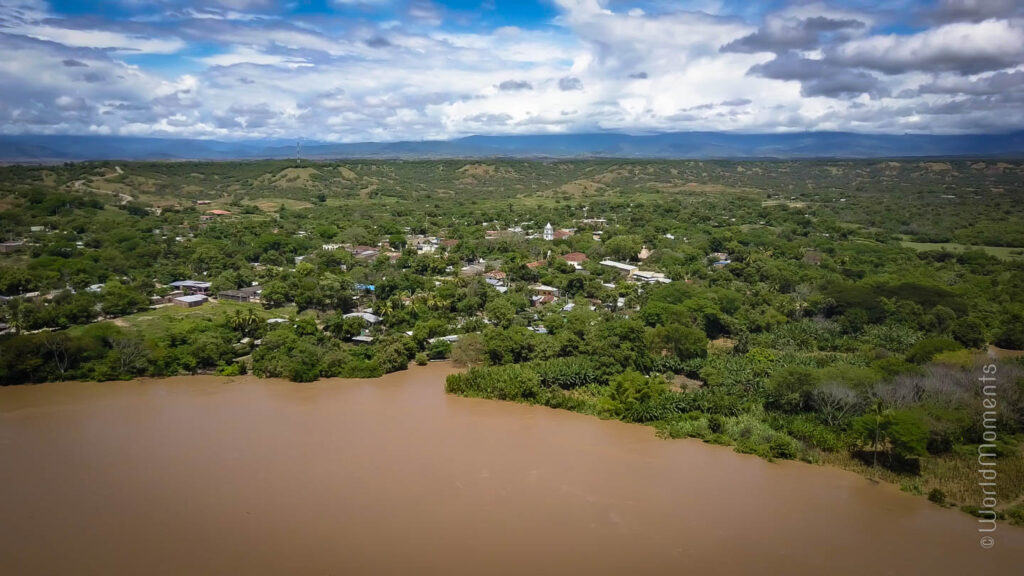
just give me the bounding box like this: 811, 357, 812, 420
928, 488, 946, 505
335, 359, 383, 378
769, 435, 799, 459
445, 364, 541, 401
951, 317, 987, 348
905, 337, 962, 364
767, 366, 820, 412
532, 357, 601, 389
414, 352, 429, 366
426, 339, 452, 360
661, 414, 712, 440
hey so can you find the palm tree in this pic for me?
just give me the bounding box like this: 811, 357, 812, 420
6, 299, 26, 335
376, 299, 395, 323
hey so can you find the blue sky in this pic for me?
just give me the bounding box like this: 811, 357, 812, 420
0, 0, 1022, 141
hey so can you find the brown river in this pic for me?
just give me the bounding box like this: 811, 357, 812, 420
1, 363, 1021, 575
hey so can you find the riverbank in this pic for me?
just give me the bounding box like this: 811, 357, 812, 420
2, 365, 1022, 575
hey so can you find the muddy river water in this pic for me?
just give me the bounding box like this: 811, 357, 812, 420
1, 363, 1021, 574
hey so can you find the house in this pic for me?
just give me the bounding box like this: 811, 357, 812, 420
218, 285, 263, 303
0, 241, 25, 253
205, 209, 232, 216
638, 246, 653, 260
581, 218, 607, 227
196, 200, 212, 205
407, 235, 437, 254
86, 283, 105, 293
460, 263, 486, 276
531, 284, 560, 297
600, 260, 638, 276
30, 226, 46, 233
525, 260, 546, 270
173, 294, 208, 308
532, 294, 556, 307
322, 243, 344, 251
553, 229, 574, 240
169, 280, 212, 295
344, 312, 382, 324
484, 270, 506, 281
633, 271, 671, 284
712, 260, 731, 268
350, 245, 380, 261
561, 252, 588, 269
543, 222, 554, 241
158, 290, 185, 303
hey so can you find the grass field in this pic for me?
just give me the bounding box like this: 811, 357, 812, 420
72, 300, 298, 336
901, 241, 1024, 261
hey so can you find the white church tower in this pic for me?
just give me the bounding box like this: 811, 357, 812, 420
543, 222, 554, 241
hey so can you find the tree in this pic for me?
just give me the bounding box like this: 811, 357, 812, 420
100, 280, 147, 317
905, 337, 961, 364
926, 305, 956, 335
260, 281, 289, 309
484, 326, 536, 365
603, 235, 642, 262
451, 333, 485, 367
484, 297, 515, 328
768, 366, 820, 412
229, 308, 263, 338
994, 311, 1024, 350
811, 383, 861, 426
603, 370, 670, 422
325, 313, 365, 340
110, 335, 147, 376
4, 298, 26, 334
388, 234, 407, 250
42, 332, 72, 380
648, 324, 707, 361
852, 405, 928, 468
951, 317, 986, 348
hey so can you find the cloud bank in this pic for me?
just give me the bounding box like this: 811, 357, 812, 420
0, 0, 1021, 140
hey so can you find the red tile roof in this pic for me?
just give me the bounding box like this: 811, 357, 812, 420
562, 252, 588, 263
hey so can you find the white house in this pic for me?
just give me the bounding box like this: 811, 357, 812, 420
633, 271, 671, 284
600, 260, 638, 276
344, 312, 382, 324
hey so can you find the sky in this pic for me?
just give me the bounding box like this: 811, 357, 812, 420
0, 0, 1022, 141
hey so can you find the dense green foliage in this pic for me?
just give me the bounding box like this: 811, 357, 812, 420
2, 158, 1024, 515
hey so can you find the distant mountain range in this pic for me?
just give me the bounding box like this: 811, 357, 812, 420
2, 131, 1023, 162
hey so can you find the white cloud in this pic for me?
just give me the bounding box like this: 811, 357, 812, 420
0, 0, 1021, 139
199, 48, 313, 68
10, 24, 185, 54
832, 18, 1024, 74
